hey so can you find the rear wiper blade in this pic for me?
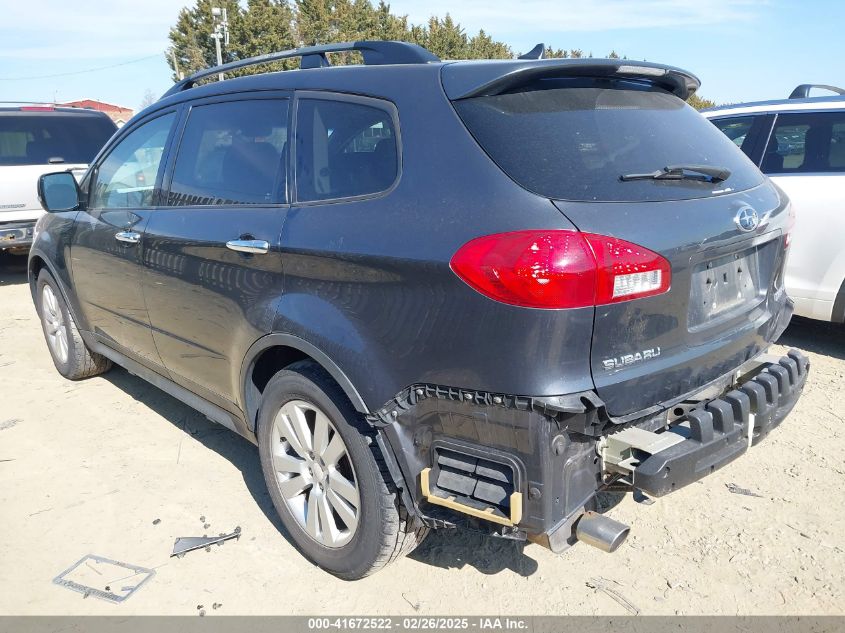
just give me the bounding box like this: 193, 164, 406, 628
620, 164, 731, 183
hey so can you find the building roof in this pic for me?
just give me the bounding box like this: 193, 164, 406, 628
60, 99, 133, 113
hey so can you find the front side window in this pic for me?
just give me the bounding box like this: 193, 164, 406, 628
763, 111, 845, 174
168, 99, 289, 206
294, 97, 399, 202
90, 113, 175, 209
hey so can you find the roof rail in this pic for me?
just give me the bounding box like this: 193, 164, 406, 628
789, 84, 845, 99
163, 40, 440, 97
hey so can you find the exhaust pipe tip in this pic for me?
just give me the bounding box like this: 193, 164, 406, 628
575, 511, 630, 553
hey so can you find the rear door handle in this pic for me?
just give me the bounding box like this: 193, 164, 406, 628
115, 231, 141, 244
226, 239, 270, 254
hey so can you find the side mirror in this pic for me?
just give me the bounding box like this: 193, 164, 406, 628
37, 171, 83, 213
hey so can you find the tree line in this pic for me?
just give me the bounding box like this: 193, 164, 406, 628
166, 0, 715, 108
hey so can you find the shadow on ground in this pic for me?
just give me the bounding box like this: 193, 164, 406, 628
0, 252, 28, 286
778, 316, 845, 361
102, 367, 286, 537
409, 529, 539, 576
103, 366, 541, 576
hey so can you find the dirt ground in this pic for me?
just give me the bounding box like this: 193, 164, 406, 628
1, 250, 843, 616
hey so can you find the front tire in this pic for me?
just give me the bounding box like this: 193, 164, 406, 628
257, 361, 427, 579
36, 269, 111, 380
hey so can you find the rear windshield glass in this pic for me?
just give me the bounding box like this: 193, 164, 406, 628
453, 80, 764, 202
0, 113, 116, 166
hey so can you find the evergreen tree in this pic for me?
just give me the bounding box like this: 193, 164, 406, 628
165, 0, 686, 89
687, 93, 717, 110
420, 15, 467, 59
166, 0, 244, 81
467, 29, 512, 59
238, 0, 297, 71
372, 1, 409, 41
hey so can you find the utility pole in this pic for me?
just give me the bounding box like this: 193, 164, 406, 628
211, 7, 230, 82
170, 50, 184, 81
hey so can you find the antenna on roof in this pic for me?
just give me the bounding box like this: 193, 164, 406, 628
789, 84, 845, 99
518, 43, 545, 60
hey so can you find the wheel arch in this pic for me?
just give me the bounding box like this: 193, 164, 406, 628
240, 333, 370, 432
833, 276, 845, 324
28, 252, 79, 323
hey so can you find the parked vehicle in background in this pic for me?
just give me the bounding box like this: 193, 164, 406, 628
704, 85, 845, 323
31, 42, 808, 579
0, 105, 116, 254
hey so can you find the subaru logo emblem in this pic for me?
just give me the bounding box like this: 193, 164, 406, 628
735, 206, 759, 232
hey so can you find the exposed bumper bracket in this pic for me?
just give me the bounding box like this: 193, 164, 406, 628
629, 349, 809, 496
420, 467, 523, 527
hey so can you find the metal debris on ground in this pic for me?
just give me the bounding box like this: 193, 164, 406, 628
152, 518, 161, 525
725, 482, 764, 498
401, 593, 421, 611
171, 526, 241, 558
586, 577, 640, 615
53, 555, 155, 603
0, 418, 21, 431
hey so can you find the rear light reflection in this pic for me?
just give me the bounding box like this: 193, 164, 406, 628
450, 230, 671, 309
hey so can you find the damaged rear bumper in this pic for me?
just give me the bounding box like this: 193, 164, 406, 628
0, 220, 35, 251
629, 349, 809, 496
373, 349, 809, 551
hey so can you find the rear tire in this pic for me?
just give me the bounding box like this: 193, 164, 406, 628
35, 269, 112, 380
257, 360, 427, 579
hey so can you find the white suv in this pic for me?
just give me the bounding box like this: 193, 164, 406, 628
704, 85, 845, 323
0, 105, 116, 254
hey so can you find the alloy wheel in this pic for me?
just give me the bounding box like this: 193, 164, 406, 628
41, 285, 69, 364
271, 399, 361, 548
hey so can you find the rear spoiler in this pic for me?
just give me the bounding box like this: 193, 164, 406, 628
441, 58, 701, 101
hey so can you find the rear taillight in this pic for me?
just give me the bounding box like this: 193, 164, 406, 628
583, 233, 671, 304
449, 230, 670, 309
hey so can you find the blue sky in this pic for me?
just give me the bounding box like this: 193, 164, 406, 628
1, 0, 842, 112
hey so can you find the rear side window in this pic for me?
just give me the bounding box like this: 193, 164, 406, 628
453, 80, 764, 202
763, 111, 845, 174
294, 96, 398, 202
0, 113, 115, 166
169, 99, 289, 206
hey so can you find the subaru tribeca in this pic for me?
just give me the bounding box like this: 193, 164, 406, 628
30, 41, 808, 579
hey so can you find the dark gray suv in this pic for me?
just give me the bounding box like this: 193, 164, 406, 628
31, 41, 808, 579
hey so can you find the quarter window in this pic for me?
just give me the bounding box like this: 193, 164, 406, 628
711, 116, 754, 152
169, 99, 289, 206
90, 113, 175, 209
294, 97, 398, 202
763, 111, 845, 174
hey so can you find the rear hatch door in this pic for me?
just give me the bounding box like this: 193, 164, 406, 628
555, 190, 788, 417
450, 72, 791, 417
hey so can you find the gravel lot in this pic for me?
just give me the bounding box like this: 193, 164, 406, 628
1, 251, 843, 616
